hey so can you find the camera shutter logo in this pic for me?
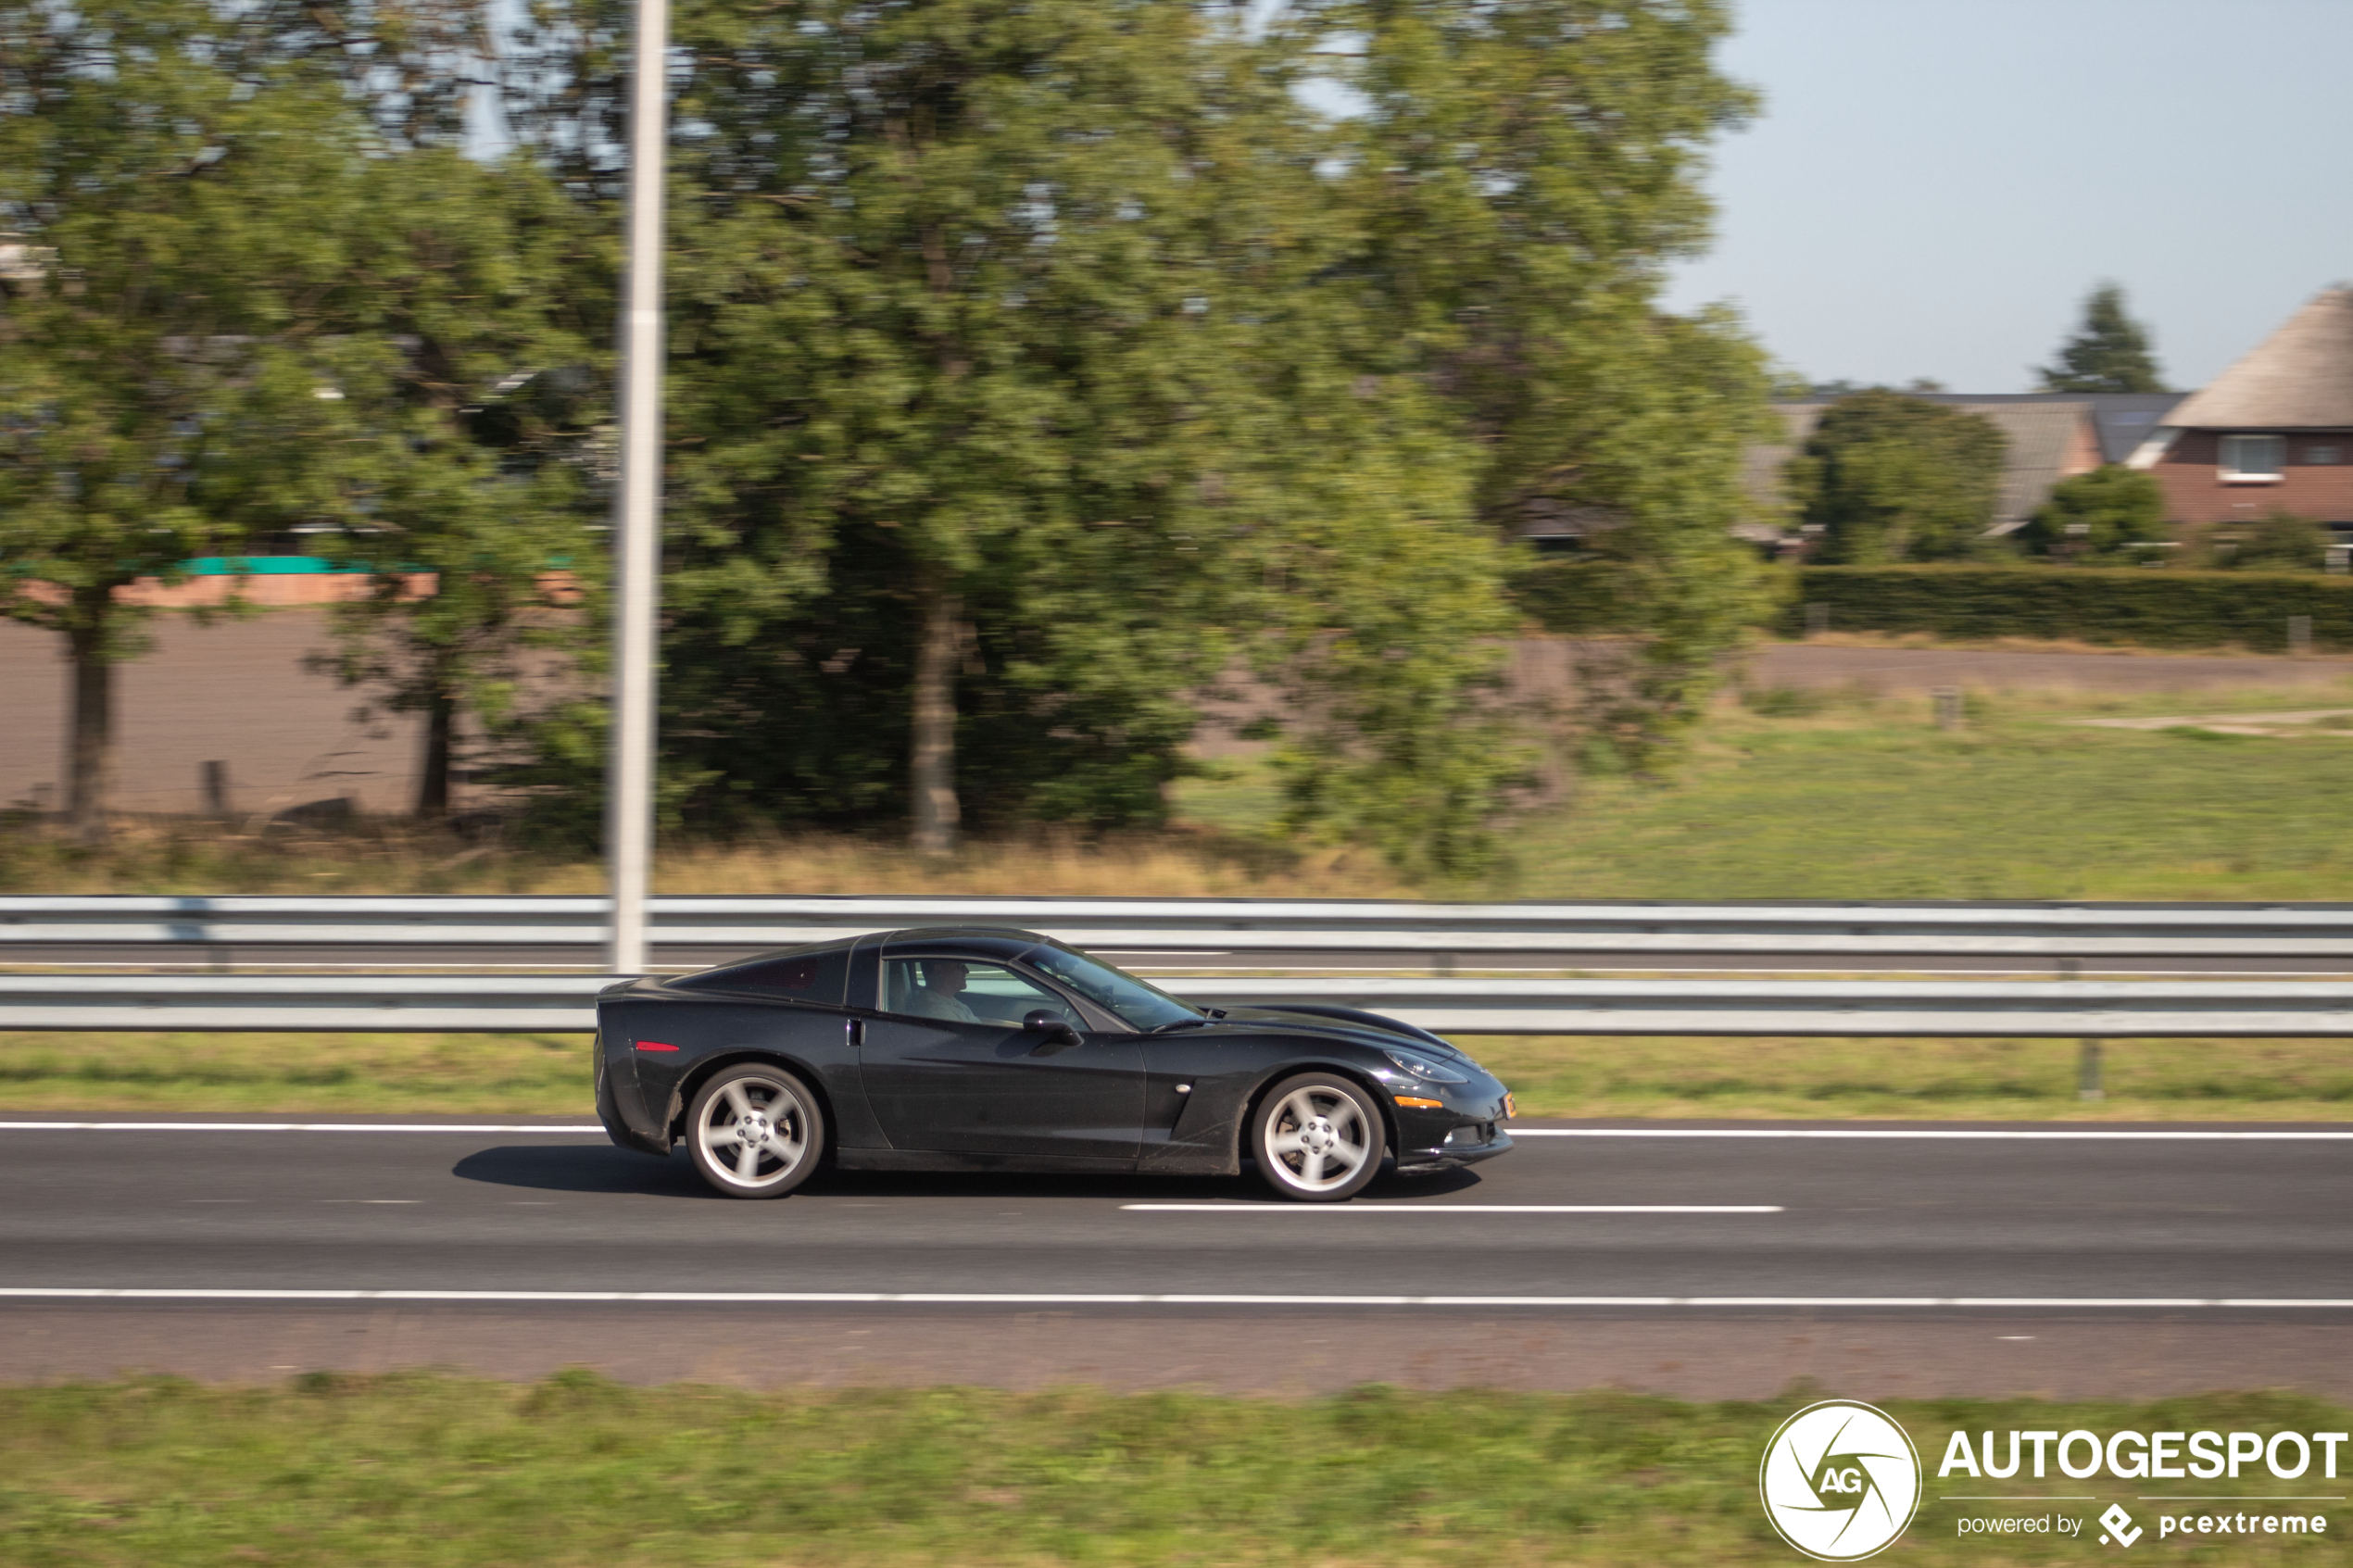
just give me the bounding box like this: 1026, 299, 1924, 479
1759, 1400, 1922, 1561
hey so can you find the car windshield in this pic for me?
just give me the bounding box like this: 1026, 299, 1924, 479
1020, 941, 1204, 1033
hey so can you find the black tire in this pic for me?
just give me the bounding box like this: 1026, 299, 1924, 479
686, 1064, 825, 1198
1250, 1072, 1386, 1202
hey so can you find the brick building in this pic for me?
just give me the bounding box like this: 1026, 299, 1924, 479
2129, 287, 2353, 532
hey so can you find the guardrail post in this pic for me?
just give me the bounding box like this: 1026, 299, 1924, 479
2290, 614, 2314, 657
2077, 1039, 2104, 1101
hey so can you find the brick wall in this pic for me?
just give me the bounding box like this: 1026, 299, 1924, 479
2154, 429, 2353, 524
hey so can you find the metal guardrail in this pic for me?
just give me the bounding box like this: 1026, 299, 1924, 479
11, 894, 2353, 960
6, 972, 2353, 1035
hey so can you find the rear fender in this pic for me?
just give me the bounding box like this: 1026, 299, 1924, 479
668, 1048, 841, 1163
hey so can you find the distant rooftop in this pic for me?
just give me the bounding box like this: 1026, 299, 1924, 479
1924, 392, 2184, 464
2165, 287, 2353, 429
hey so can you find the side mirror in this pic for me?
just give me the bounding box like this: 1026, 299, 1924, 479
1023, 1010, 1082, 1047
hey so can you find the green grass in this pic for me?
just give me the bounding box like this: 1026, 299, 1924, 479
1, 1377, 2344, 1565
0, 1032, 589, 1115
1178, 678, 2353, 899
1465, 1035, 2353, 1123
3, 1031, 2347, 1123
1512, 682, 2353, 900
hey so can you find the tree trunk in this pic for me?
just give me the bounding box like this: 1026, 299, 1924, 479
417, 676, 454, 821
909, 571, 962, 856
64, 601, 114, 846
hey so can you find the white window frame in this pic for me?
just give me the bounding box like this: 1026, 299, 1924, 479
2220, 433, 2285, 483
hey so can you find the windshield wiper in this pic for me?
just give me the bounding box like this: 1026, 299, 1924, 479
1149, 1017, 1213, 1033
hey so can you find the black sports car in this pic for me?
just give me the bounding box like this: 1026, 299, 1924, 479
595, 926, 1515, 1200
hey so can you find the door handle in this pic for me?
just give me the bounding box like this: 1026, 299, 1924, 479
848, 1018, 865, 1047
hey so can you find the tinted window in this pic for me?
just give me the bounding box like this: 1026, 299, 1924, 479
675, 947, 849, 1006
881, 957, 1075, 1027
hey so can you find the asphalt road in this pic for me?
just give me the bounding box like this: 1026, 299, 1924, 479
3, 1120, 2345, 1300
4, 1120, 2345, 1392
0, 1114, 2343, 1400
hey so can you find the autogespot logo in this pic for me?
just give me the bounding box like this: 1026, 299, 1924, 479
1761, 1400, 1924, 1561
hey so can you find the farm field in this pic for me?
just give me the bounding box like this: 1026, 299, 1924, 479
10, 669, 2353, 904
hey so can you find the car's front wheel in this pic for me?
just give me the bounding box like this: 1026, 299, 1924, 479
1251, 1073, 1385, 1201
686, 1064, 824, 1198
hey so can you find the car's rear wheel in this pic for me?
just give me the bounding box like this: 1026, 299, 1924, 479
686, 1064, 824, 1198
1251, 1073, 1385, 1202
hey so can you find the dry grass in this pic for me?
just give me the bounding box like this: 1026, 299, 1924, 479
1784, 629, 2349, 659
0, 817, 1412, 899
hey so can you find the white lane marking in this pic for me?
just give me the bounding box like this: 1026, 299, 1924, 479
0, 1123, 605, 1134
0, 1288, 2347, 1309
319, 1199, 420, 1205
1508, 1129, 2353, 1140
1120, 1212, 1779, 1222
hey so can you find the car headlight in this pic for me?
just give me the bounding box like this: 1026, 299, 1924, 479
1383, 1049, 1469, 1084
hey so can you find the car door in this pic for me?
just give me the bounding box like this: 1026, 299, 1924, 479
857, 953, 1143, 1161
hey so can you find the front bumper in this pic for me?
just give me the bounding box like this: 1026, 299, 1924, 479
1394, 1125, 1514, 1174
1387, 1071, 1516, 1173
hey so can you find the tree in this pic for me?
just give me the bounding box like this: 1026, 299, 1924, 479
0, 2, 370, 840
1792, 391, 2007, 563
292, 153, 606, 820
2017, 465, 2166, 562
497, 0, 1772, 872
2038, 282, 2168, 394
1330, 0, 1778, 771
604, 0, 1322, 855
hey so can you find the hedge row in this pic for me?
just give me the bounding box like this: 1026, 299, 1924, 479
1780, 566, 2353, 652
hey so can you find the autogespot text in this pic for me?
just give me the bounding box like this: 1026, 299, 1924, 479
1938, 1427, 2348, 1482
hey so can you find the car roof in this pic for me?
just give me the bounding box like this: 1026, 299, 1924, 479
881, 927, 1053, 960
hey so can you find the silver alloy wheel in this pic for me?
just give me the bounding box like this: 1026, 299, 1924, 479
1262, 1084, 1375, 1195
696, 1072, 812, 1190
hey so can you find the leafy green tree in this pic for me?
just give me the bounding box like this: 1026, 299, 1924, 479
505, 0, 1773, 872
1793, 391, 2007, 564
606, 0, 1318, 854
0, 2, 373, 839
1332, 0, 1776, 770
2017, 464, 2166, 562
2038, 282, 2169, 394
289, 153, 607, 820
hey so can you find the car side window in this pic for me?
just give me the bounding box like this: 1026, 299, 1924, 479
674, 947, 850, 1005
881, 958, 1075, 1028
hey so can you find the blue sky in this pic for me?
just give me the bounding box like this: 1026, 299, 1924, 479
1658, 0, 2353, 393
